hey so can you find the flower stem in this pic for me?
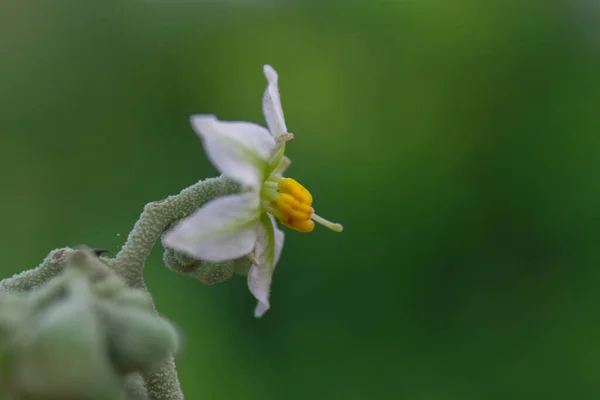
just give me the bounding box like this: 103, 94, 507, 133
114, 175, 239, 287
0, 247, 73, 292
114, 175, 239, 400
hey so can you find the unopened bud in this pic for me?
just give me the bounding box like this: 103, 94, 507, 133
98, 303, 179, 375
162, 249, 201, 275
113, 289, 155, 311
192, 261, 234, 285
13, 297, 122, 400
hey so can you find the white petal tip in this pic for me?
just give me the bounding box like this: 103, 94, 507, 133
263, 65, 278, 82
254, 302, 270, 318
190, 114, 216, 126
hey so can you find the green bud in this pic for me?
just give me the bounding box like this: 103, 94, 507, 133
173, 251, 198, 267
27, 276, 68, 313
93, 274, 128, 299
13, 293, 122, 400
191, 261, 234, 285
0, 293, 31, 338
113, 289, 155, 311
0, 293, 31, 391
66, 248, 113, 284
163, 246, 244, 285
98, 302, 179, 375
162, 248, 201, 275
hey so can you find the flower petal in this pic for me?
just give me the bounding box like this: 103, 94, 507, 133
190, 115, 276, 189
269, 214, 285, 267
262, 65, 288, 138
162, 193, 261, 262
248, 213, 285, 317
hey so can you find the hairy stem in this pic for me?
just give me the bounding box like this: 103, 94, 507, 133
115, 175, 239, 400
0, 247, 73, 292
114, 176, 239, 288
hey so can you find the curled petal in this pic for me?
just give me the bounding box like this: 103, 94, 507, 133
191, 115, 276, 189
262, 65, 288, 138
248, 214, 285, 318
162, 193, 261, 262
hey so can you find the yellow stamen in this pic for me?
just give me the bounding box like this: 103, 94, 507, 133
274, 193, 313, 216
276, 132, 295, 144
283, 219, 315, 233
269, 178, 315, 232
278, 178, 313, 204
267, 177, 341, 233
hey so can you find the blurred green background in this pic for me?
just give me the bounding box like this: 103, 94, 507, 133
2, 0, 600, 398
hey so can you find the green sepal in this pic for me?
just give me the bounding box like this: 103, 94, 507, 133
12, 287, 122, 400
98, 302, 179, 375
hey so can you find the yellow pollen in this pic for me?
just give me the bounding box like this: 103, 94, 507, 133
286, 219, 315, 233
274, 194, 313, 217
278, 178, 313, 204
272, 178, 315, 232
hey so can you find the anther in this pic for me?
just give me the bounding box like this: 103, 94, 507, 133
278, 178, 313, 204
274, 194, 313, 216
288, 219, 315, 233
276, 132, 295, 145
269, 177, 342, 234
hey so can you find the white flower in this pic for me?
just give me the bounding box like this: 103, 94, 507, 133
163, 65, 342, 317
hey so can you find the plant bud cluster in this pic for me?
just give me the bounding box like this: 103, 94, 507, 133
0, 249, 180, 400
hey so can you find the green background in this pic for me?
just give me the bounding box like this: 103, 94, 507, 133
2, 0, 600, 398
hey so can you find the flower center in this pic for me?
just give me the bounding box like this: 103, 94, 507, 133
273, 178, 315, 232
261, 177, 343, 233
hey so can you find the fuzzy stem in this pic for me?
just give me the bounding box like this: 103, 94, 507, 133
115, 175, 239, 400
114, 176, 239, 288
0, 247, 73, 292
